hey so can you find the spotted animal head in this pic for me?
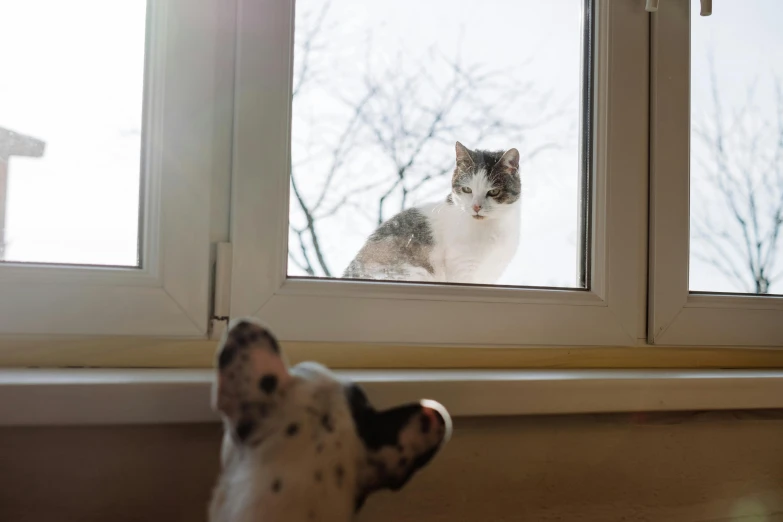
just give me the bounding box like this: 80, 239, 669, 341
209, 318, 452, 522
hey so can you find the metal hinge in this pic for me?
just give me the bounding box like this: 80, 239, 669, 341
208, 242, 232, 340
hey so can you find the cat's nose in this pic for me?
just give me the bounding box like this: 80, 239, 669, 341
472, 204, 482, 213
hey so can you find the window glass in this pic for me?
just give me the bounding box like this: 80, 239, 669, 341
690, 0, 783, 295
0, 0, 146, 267
288, 0, 586, 287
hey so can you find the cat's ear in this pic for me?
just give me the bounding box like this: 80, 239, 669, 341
495, 148, 520, 175
455, 141, 474, 170
212, 318, 291, 444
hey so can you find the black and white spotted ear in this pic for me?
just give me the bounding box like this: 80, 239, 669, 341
348, 384, 452, 506
212, 317, 291, 444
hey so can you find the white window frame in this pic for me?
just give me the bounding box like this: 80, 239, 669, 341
0, 0, 231, 337
648, 0, 783, 346
228, 0, 650, 347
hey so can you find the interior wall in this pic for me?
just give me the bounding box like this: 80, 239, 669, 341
2, 412, 783, 522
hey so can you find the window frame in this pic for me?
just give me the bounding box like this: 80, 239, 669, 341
648, 0, 783, 346
0, 0, 231, 337
228, 0, 649, 347
1, 0, 782, 372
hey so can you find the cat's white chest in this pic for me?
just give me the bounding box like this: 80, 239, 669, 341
435, 208, 520, 284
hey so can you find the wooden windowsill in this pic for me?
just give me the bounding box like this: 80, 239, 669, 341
1, 337, 783, 370
2, 368, 783, 426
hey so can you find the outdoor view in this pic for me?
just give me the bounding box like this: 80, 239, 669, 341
287, 0, 585, 288
0, 0, 145, 267
3, 1, 779, 295
690, 0, 783, 295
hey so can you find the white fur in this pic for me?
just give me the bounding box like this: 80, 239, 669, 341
211, 364, 360, 522
419, 169, 521, 284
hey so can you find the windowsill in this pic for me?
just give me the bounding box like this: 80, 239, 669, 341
2, 368, 783, 426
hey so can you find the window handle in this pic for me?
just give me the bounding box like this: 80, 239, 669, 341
645, 0, 712, 16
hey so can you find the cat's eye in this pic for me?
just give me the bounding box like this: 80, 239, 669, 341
487, 189, 500, 197
461, 187, 472, 194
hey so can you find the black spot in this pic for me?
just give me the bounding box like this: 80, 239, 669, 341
420, 413, 431, 434
370, 459, 386, 474
355, 494, 367, 513
259, 374, 278, 394
240, 352, 249, 362
411, 446, 438, 471
314, 470, 322, 482
316, 442, 325, 453
397, 444, 404, 452
272, 479, 282, 492
336, 441, 342, 449
335, 465, 344, 487
286, 422, 299, 436
257, 402, 270, 417
398, 457, 408, 467
246, 330, 260, 344
218, 343, 238, 369
308, 510, 316, 520
321, 414, 334, 432
235, 420, 255, 442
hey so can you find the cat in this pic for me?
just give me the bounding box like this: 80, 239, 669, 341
343, 141, 522, 285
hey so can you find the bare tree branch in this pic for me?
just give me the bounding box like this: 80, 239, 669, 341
290, 174, 332, 276
287, 1, 567, 277
692, 56, 783, 293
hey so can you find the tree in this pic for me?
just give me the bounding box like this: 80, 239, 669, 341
691, 60, 783, 294
288, 2, 567, 278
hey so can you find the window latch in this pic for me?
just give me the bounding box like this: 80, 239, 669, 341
209, 241, 233, 339
646, 0, 712, 16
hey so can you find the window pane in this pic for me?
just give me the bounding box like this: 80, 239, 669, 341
690, 0, 783, 295
0, 0, 146, 267
288, 0, 586, 287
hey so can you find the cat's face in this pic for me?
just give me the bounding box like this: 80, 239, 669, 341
450, 141, 521, 220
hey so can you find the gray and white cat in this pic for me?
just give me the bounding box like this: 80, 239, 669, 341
343, 142, 522, 284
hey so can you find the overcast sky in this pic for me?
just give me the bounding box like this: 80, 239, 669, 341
1, 0, 781, 294
1, 0, 144, 266
689, 0, 783, 294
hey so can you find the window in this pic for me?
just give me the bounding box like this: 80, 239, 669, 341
0, 0, 230, 336
3, 0, 780, 361
1, 0, 145, 267
287, 0, 585, 289
649, 0, 783, 345
229, 0, 647, 346
689, 1, 783, 296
